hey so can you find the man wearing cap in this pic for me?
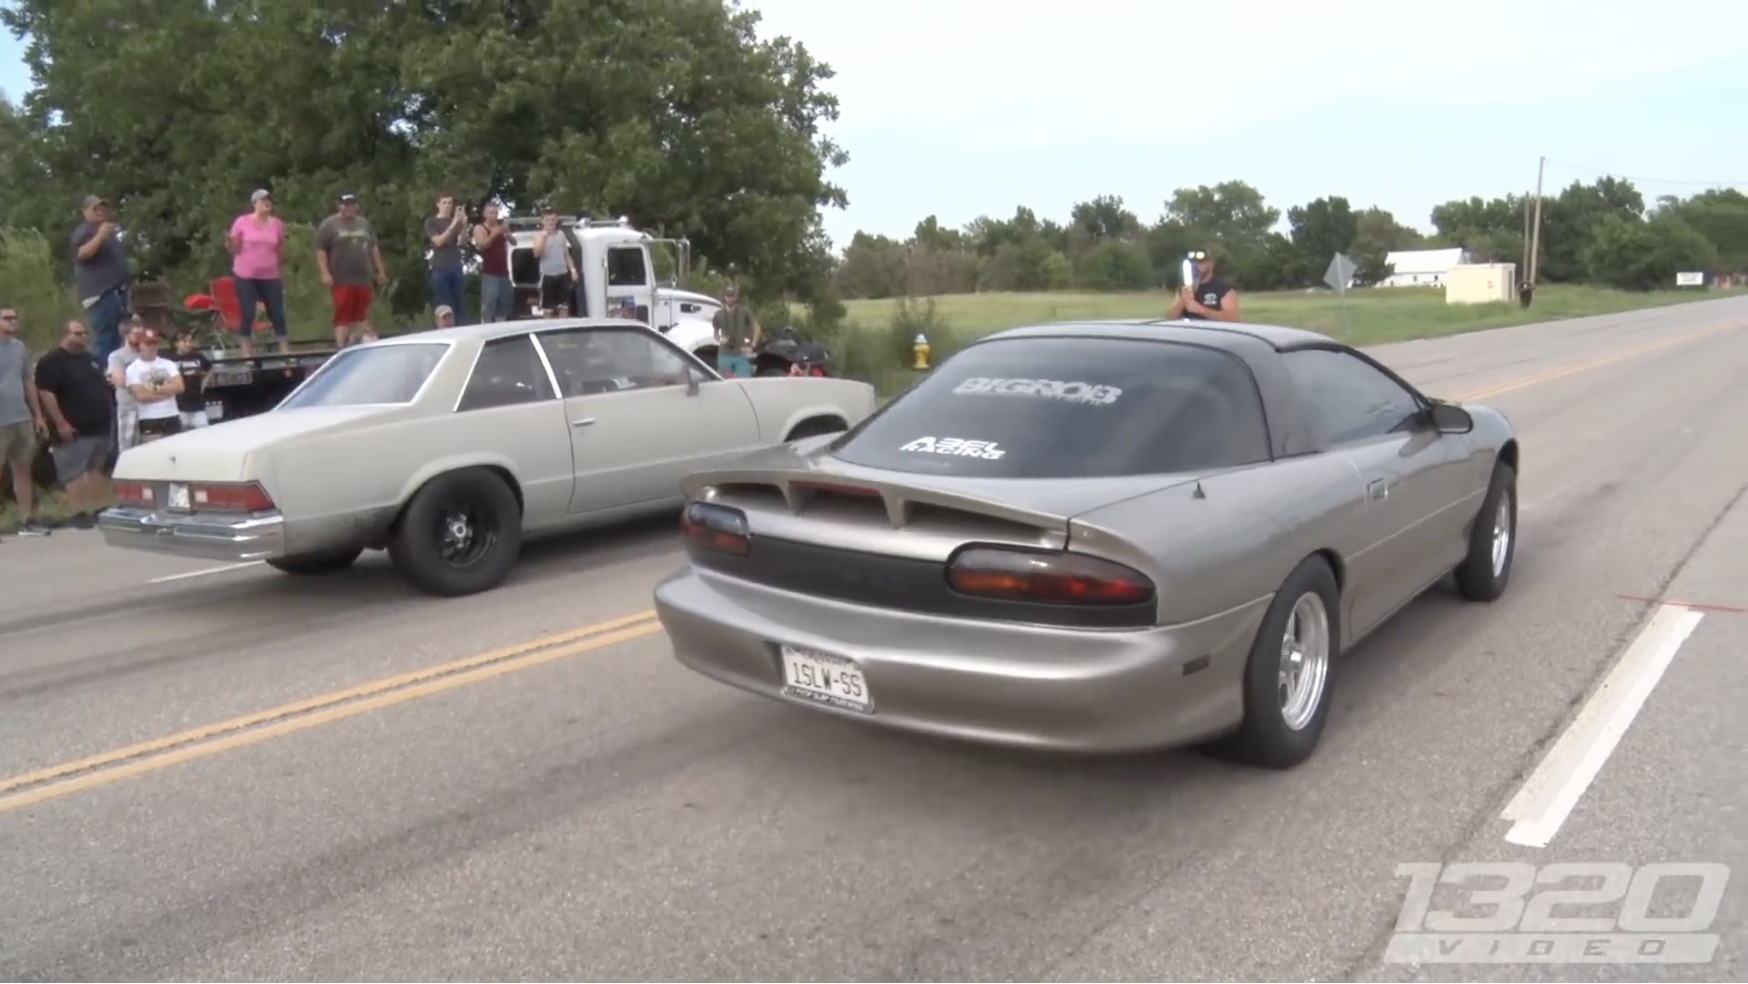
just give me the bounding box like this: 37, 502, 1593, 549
313, 192, 388, 348
616, 296, 640, 320
433, 305, 456, 329
1167, 249, 1240, 323
70, 195, 132, 363
710, 285, 761, 377
123, 328, 185, 442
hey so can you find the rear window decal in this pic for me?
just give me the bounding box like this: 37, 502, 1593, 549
953, 376, 1123, 406
900, 437, 1007, 460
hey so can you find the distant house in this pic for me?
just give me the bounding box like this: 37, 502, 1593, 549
1379, 247, 1470, 288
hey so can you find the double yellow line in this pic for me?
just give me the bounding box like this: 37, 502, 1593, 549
1, 317, 1742, 815
0, 611, 662, 814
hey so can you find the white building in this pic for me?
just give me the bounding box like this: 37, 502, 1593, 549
1379, 247, 1470, 288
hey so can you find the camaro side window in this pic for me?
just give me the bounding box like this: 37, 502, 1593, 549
457, 335, 555, 412
1285, 349, 1421, 447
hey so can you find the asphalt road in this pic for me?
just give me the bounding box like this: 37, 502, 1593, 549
3, 296, 1747, 982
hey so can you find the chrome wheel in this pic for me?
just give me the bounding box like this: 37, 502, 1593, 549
1279, 592, 1331, 732
1490, 489, 1513, 578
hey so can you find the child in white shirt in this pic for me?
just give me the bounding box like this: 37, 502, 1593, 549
123, 329, 185, 442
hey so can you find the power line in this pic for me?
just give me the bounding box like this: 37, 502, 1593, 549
1541, 158, 1748, 190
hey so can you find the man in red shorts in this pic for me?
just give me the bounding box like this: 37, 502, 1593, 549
313, 191, 388, 347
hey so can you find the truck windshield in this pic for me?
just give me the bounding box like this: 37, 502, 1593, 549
278, 343, 450, 409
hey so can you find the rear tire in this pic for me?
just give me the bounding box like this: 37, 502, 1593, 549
266, 548, 362, 576
1454, 461, 1516, 602
388, 469, 523, 597
1215, 554, 1342, 770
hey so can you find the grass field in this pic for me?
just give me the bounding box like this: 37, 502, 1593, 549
817, 283, 1737, 395
834, 283, 1729, 344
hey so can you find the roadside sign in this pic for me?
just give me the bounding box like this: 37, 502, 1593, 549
1324, 253, 1357, 292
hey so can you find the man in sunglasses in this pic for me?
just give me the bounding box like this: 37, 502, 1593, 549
1167, 249, 1240, 323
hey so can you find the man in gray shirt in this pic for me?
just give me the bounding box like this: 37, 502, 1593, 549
0, 303, 49, 535
425, 192, 469, 325
313, 192, 388, 348
69, 194, 131, 363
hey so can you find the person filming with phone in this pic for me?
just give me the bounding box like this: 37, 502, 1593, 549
1167, 249, 1240, 323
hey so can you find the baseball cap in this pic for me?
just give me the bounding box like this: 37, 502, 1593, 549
337, 191, 359, 204
137, 328, 162, 344
619, 296, 636, 310
251, 188, 272, 203
723, 284, 738, 298
434, 305, 453, 318
82, 194, 107, 210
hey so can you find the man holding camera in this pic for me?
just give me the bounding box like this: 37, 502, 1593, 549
426, 192, 469, 325
70, 194, 132, 363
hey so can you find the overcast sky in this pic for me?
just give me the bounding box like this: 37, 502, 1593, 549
4, 2, 1744, 252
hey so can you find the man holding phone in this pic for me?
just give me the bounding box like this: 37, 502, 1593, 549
1167, 249, 1240, 323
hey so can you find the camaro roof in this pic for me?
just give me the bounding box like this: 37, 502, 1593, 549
981, 318, 1340, 353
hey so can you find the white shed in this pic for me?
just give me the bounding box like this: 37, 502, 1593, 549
1379, 247, 1470, 288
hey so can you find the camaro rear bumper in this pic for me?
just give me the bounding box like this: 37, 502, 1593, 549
97, 506, 286, 563
653, 565, 1273, 754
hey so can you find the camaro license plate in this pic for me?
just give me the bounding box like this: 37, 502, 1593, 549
779, 645, 874, 714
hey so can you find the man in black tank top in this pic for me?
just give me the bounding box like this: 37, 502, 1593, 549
1167, 249, 1241, 323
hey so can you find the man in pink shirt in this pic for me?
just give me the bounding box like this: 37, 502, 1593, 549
227, 189, 289, 356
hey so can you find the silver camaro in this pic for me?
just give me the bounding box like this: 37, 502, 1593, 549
653, 319, 1520, 768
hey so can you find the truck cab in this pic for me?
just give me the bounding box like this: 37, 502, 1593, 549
504, 214, 723, 358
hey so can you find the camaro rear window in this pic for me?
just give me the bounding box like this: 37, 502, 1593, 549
831, 336, 1271, 479
279, 342, 450, 409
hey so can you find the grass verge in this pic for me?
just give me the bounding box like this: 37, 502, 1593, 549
817, 283, 1738, 397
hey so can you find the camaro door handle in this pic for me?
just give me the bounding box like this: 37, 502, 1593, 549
571, 417, 596, 428
1367, 478, 1388, 501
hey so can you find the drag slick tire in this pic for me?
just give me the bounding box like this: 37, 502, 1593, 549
1212, 554, 1341, 770
388, 468, 523, 597
266, 548, 363, 576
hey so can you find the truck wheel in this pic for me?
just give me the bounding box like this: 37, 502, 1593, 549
267, 548, 362, 576
389, 469, 523, 597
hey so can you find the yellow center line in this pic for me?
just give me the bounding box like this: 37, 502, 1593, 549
0, 611, 660, 813
1448, 321, 1742, 403
2, 317, 1742, 814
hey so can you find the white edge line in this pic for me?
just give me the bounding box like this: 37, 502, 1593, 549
1500, 603, 1704, 848
148, 561, 265, 584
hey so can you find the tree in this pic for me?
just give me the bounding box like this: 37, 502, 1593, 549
0, 0, 848, 316
1288, 196, 1358, 272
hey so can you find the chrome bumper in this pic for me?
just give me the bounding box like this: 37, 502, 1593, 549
98, 506, 287, 563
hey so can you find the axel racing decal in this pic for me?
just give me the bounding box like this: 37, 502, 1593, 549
900, 437, 1006, 460
952, 376, 1122, 406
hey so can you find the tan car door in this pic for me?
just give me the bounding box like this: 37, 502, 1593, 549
534, 325, 762, 514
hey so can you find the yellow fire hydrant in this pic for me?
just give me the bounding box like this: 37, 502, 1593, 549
912, 333, 930, 370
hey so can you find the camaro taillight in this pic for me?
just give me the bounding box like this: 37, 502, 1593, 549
190, 481, 275, 512
113, 480, 155, 507
946, 547, 1156, 606
681, 501, 751, 556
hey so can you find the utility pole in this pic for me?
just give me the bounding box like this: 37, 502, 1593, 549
1528, 155, 1546, 285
